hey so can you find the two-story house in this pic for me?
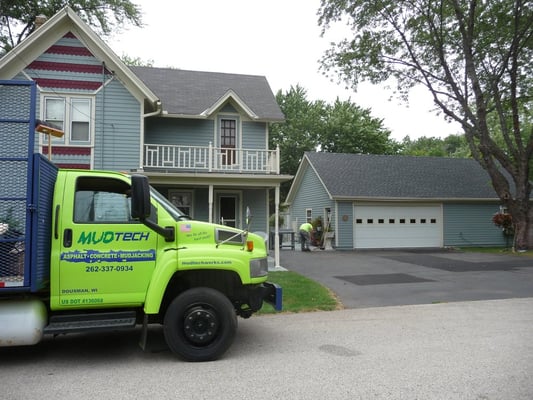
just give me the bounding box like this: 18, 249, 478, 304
0, 7, 292, 266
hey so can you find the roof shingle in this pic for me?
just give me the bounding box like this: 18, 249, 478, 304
130, 66, 284, 121
305, 152, 499, 200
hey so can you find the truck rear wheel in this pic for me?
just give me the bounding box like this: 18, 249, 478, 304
163, 287, 237, 361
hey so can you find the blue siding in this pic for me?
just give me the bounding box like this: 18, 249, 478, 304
152, 186, 267, 232
336, 201, 354, 249
94, 79, 141, 170
220, 104, 237, 113
242, 121, 266, 149
290, 164, 334, 230
443, 203, 507, 247
243, 189, 268, 233
146, 118, 214, 147
191, 188, 209, 221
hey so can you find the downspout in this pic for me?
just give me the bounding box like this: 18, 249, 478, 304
139, 100, 162, 171
274, 184, 280, 268
208, 185, 214, 223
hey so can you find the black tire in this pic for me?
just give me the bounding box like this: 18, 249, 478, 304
163, 287, 237, 362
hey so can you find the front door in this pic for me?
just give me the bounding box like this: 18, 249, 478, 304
218, 194, 238, 227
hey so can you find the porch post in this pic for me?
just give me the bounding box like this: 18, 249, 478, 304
275, 184, 281, 268
208, 185, 214, 223
275, 145, 280, 174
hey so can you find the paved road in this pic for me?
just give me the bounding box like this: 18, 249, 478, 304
1, 298, 532, 399
278, 248, 533, 309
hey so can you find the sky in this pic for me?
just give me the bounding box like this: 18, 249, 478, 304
107, 0, 461, 141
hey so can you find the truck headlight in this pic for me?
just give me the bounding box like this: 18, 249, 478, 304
250, 257, 268, 278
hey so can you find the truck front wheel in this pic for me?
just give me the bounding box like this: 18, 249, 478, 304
163, 287, 237, 361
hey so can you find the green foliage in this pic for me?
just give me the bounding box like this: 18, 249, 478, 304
321, 98, 399, 154
0, 0, 142, 55
120, 54, 154, 67
270, 85, 324, 177
400, 134, 470, 158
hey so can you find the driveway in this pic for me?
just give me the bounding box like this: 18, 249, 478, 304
278, 248, 533, 309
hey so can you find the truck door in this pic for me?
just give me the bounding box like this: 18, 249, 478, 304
56, 175, 157, 308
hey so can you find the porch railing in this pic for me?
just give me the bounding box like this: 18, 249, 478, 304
144, 142, 280, 174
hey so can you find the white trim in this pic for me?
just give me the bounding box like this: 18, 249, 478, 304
200, 90, 258, 120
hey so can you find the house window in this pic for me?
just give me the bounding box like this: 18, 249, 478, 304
44, 98, 65, 136
220, 118, 236, 165
306, 208, 312, 223
169, 190, 192, 217
70, 99, 91, 142
42, 95, 92, 144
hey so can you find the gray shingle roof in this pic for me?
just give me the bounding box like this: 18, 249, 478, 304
130, 66, 284, 121
305, 152, 499, 200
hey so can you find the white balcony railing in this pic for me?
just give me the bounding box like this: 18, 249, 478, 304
144, 142, 280, 174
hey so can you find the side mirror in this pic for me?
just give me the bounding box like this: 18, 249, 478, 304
131, 174, 151, 220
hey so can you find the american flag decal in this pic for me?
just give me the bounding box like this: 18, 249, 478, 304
180, 224, 192, 233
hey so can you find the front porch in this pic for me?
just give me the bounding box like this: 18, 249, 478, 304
144, 143, 280, 174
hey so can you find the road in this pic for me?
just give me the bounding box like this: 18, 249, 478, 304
1, 297, 532, 400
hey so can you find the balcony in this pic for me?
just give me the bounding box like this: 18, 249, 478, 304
144, 143, 280, 174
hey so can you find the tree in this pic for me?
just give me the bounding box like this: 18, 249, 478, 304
321, 98, 398, 154
401, 134, 470, 157
318, 0, 533, 249
0, 0, 142, 55
120, 54, 154, 67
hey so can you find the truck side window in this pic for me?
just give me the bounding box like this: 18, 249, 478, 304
74, 177, 132, 223
75, 191, 130, 222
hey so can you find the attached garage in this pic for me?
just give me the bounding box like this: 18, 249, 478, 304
353, 203, 443, 248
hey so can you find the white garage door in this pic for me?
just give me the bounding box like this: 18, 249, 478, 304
353, 204, 442, 249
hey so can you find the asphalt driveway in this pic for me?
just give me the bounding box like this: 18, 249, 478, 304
278, 248, 533, 309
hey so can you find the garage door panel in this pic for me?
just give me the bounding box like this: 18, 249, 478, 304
354, 205, 442, 248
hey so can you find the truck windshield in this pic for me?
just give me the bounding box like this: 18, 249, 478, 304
150, 187, 190, 221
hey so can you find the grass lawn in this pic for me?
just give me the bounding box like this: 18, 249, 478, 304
258, 271, 342, 314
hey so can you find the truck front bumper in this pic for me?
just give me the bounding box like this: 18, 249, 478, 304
261, 282, 282, 311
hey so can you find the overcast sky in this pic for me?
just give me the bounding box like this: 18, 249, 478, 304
107, 0, 460, 141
